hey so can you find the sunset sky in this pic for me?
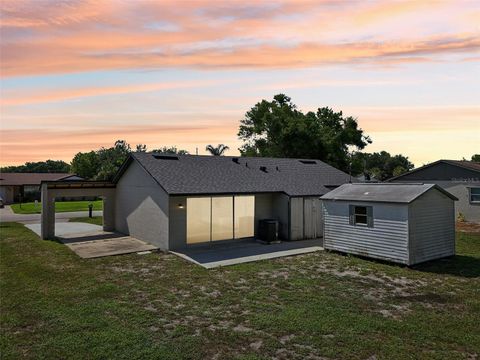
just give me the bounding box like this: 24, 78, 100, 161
1, 0, 479, 167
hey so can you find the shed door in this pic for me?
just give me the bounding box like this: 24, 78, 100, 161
290, 198, 304, 240
304, 197, 323, 239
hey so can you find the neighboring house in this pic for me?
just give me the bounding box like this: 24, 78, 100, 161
0, 173, 83, 204
388, 160, 480, 222
321, 183, 457, 265
107, 153, 353, 250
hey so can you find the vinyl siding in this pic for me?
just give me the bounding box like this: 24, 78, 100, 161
408, 190, 455, 264
323, 201, 409, 264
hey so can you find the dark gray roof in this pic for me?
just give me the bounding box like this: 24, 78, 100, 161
122, 152, 353, 196
387, 159, 480, 181
321, 183, 458, 203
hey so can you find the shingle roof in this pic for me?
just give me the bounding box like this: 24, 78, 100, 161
321, 183, 458, 203
0, 173, 76, 186
124, 153, 353, 196
443, 160, 480, 172
387, 159, 480, 181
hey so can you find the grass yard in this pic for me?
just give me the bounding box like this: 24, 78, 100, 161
1, 222, 479, 359
69, 216, 103, 226
10, 200, 103, 214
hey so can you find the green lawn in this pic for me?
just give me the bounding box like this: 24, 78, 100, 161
10, 200, 103, 214
69, 216, 103, 226
1, 223, 479, 359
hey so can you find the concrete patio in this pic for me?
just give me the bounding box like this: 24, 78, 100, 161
171, 238, 324, 269
25, 223, 157, 258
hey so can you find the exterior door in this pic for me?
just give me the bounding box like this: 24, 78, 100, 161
290, 197, 304, 240
303, 197, 323, 239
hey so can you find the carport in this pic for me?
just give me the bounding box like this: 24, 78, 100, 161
40, 180, 116, 240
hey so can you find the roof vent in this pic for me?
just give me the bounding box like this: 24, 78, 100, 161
260, 166, 268, 173
299, 160, 316, 164
232, 158, 240, 164
152, 154, 179, 160
276, 166, 279, 171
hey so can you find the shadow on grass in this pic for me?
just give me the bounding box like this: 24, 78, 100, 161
413, 255, 480, 278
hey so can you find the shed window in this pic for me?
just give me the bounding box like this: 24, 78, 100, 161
349, 205, 373, 227
470, 187, 480, 204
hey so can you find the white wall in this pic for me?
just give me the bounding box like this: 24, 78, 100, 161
115, 161, 170, 249
323, 201, 410, 264
435, 181, 480, 222
408, 190, 455, 264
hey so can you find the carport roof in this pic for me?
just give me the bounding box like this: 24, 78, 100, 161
321, 183, 458, 203
0, 173, 77, 186
116, 152, 353, 196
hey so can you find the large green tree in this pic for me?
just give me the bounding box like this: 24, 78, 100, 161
351, 151, 414, 181
0, 160, 70, 173
95, 140, 132, 181
238, 94, 371, 172
70, 151, 100, 179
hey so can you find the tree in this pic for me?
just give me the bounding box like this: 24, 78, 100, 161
95, 140, 132, 181
70, 151, 100, 179
238, 94, 371, 172
351, 151, 414, 181
135, 144, 147, 152
151, 146, 189, 155
471, 154, 480, 162
0, 160, 70, 173
205, 144, 229, 156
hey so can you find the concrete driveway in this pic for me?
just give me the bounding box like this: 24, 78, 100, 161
0, 205, 102, 224
25, 223, 157, 259
171, 238, 323, 269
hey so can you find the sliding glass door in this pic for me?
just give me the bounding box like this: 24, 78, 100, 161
234, 196, 255, 239
186, 197, 211, 244
186, 195, 255, 244
211, 197, 234, 241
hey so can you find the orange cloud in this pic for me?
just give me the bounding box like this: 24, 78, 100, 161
1, 1, 478, 77
1, 79, 225, 106
0, 122, 241, 165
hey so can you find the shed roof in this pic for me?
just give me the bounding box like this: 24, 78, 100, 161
116, 152, 353, 196
0, 173, 78, 186
321, 183, 458, 203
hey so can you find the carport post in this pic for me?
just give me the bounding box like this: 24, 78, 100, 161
102, 196, 115, 232
40, 183, 55, 239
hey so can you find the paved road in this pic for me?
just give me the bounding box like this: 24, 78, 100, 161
0, 206, 102, 224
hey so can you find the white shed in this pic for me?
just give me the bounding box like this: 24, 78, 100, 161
321, 183, 457, 265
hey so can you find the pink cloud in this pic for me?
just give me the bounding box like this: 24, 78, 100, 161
1, 0, 479, 77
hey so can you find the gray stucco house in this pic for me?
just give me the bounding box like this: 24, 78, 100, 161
321, 183, 457, 265
388, 160, 480, 222
109, 152, 353, 250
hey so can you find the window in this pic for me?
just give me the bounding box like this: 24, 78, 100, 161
354, 206, 368, 225
349, 205, 373, 227
470, 187, 480, 204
